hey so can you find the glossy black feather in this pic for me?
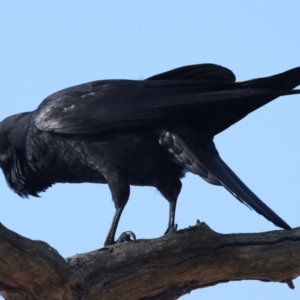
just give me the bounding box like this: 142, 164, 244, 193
34, 66, 300, 136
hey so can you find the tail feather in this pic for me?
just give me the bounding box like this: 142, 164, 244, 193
167, 132, 291, 230
240, 67, 300, 90
198, 151, 291, 230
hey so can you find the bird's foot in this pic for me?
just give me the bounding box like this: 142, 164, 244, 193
164, 223, 178, 235
104, 231, 136, 246
116, 231, 137, 244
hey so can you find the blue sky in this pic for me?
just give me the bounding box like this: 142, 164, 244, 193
1, 1, 300, 299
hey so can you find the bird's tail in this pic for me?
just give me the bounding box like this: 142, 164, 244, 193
165, 67, 300, 136
240, 67, 300, 90
161, 130, 291, 230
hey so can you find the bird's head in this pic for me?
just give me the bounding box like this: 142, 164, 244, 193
0, 113, 32, 169
0, 112, 46, 198
0, 117, 14, 168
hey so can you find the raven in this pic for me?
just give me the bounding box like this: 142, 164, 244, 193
0, 64, 300, 246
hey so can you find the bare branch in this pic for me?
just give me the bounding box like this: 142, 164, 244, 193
1, 221, 300, 300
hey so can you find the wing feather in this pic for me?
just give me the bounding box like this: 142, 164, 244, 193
34, 65, 300, 135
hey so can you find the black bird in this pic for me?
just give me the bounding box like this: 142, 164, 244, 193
0, 64, 300, 246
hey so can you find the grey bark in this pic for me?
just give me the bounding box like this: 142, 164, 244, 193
0, 221, 299, 300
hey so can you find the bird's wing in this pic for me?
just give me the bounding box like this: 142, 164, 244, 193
34, 64, 235, 133
34, 64, 300, 135
146, 63, 236, 81
161, 130, 291, 230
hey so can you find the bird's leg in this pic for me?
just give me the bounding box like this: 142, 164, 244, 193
165, 199, 177, 234
103, 170, 130, 246
156, 177, 182, 235
104, 205, 125, 246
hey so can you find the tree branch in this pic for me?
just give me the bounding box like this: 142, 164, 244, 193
1, 221, 300, 300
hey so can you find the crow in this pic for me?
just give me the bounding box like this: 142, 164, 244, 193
0, 64, 300, 246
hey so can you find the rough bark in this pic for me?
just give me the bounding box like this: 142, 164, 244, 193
0, 221, 299, 300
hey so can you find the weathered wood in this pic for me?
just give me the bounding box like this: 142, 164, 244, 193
1, 221, 300, 300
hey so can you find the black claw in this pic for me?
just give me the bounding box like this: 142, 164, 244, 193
165, 223, 178, 235
285, 279, 295, 290
116, 231, 137, 244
